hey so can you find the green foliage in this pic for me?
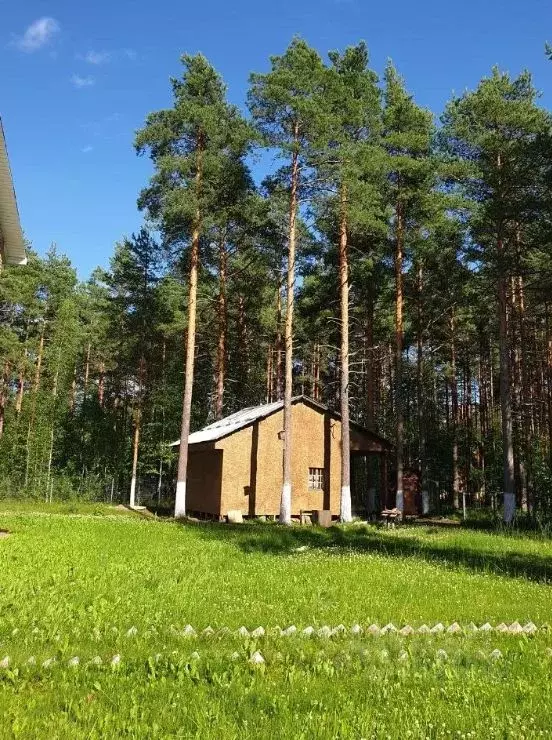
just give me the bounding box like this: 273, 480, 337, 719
441, 68, 551, 269
1, 42, 552, 517
248, 38, 327, 154
136, 53, 254, 244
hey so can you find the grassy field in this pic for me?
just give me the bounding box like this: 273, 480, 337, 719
0, 505, 552, 738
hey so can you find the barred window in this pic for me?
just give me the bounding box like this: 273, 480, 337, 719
308, 467, 325, 490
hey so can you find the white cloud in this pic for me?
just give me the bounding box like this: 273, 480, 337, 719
14, 17, 60, 52
71, 74, 95, 89
78, 48, 137, 64
82, 50, 111, 65
81, 145, 93, 153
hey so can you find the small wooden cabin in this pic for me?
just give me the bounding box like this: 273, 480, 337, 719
172, 396, 393, 520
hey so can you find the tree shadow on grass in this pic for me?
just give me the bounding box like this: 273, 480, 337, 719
189, 521, 552, 584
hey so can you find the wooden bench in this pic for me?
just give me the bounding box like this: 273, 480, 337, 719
380, 508, 402, 528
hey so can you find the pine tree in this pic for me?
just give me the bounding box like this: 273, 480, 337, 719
105, 230, 162, 507
249, 38, 326, 524
136, 54, 253, 517
382, 62, 434, 512
441, 68, 551, 522
314, 41, 382, 521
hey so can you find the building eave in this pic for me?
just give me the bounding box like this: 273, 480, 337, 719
0, 118, 26, 266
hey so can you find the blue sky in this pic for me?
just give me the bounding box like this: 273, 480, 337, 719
2, 0, 552, 278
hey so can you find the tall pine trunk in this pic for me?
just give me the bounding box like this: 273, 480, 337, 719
495, 155, 515, 523
394, 199, 405, 511
312, 343, 320, 402
69, 363, 77, 413
477, 350, 487, 504
280, 123, 299, 525
266, 344, 273, 403
46, 351, 61, 502
464, 358, 472, 519
365, 277, 375, 430
25, 324, 45, 488
34, 328, 45, 391
15, 366, 24, 416
16, 325, 29, 418
175, 142, 203, 518
98, 361, 105, 408
546, 303, 552, 472
416, 262, 426, 500
83, 342, 91, 398
498, 254, 515, 522
339, 184, 351, 522
157, 338, 167, 505
237, 295, 249, 382
450, 311, 460, 509
129, 412, 141, 508
275, 283, 283, 401
514, 273, 529, 511
215, 235, 227, 420
0, 362, 9, 438
130, 356, 145, 508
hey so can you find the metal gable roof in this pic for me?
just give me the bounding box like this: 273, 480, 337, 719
170, 398, 287, 445
170, 395, 392, 448
0, 119, 26, 266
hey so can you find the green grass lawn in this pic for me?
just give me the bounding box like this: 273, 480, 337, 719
0, 506, 552, 738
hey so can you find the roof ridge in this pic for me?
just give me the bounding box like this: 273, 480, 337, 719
170, 395, 392, 448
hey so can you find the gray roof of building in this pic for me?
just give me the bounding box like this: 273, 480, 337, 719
170, 395, 392, 448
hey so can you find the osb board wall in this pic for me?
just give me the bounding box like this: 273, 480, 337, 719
187, 448, 223, 515
290, 402, 341, 515
215, 426, 255, 514
216, 402, 359, 517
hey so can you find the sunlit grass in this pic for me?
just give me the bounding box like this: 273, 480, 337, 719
1, 508, 552, 738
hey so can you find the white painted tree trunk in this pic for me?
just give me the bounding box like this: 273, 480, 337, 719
396, 489, 404, 512
280, 482, 291, 525
339, 185, 352, 524
174, 480, 187, 519
503, 492, 515, 524
422, 490, 429, 515
129, 475, 136, 509
280, 125, 299, 526
340, 485, 351, 522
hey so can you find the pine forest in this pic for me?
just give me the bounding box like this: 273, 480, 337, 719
3, 39, 552, 523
